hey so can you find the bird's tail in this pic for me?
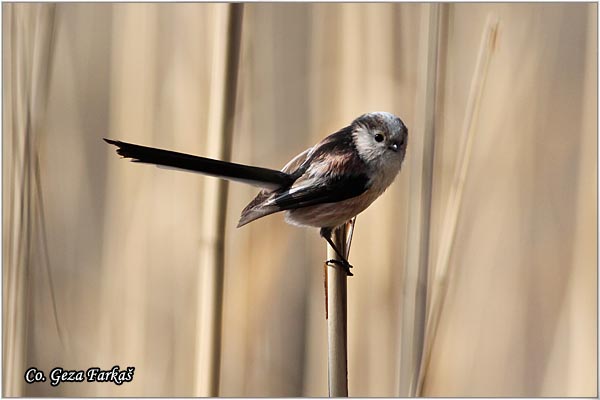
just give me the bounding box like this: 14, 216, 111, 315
104, 139, 293, 189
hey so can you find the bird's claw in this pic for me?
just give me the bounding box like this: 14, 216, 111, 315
326, 259, 354, 276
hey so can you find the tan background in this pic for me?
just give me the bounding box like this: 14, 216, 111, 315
3, 3, 597, 397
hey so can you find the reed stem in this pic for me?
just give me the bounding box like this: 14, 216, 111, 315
326, 219, 354, 397
398, 3, 440, 397
416, 15, 499, 395
194, 3, 243, 397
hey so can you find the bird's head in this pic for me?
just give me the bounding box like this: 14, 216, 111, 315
351, 111, 408, 172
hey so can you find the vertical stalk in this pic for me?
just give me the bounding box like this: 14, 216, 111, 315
398, 3, 440, 397
4, 10, 27, 396
3, 4, 57, 395
327, 220, 353, 397
416, 15, 498, 395
194, 3, 243, 397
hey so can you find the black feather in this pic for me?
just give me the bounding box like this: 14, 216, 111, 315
104, 138, 294, 189
272, 174, 370, 211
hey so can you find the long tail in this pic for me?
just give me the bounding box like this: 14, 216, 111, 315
104, 139, 293, 189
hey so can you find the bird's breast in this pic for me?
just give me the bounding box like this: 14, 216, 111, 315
284, 186, 384, 228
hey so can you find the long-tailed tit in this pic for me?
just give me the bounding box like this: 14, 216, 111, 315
105, 111, 408, 276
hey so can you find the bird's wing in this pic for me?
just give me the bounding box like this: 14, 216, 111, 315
236, 173, 369, 228
267, 173, 370, 211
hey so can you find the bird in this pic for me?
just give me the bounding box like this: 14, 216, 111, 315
104, 111, 408, 276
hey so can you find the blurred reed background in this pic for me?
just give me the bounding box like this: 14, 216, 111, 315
2, 2, 597, 397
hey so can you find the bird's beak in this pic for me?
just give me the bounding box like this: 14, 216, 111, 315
389, 143, 399, 152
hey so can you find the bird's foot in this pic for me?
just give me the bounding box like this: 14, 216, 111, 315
326, 259, 354, 276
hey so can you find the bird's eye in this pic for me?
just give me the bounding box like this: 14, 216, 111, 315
374, 133, 384, 143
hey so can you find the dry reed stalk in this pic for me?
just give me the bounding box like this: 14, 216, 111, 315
4, 9, 26, 396
194, 4, 243, 397
416, 15, 499, 395
4, 4, 58, 395
398, 3, 440, 397
326, 218, 355, 397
